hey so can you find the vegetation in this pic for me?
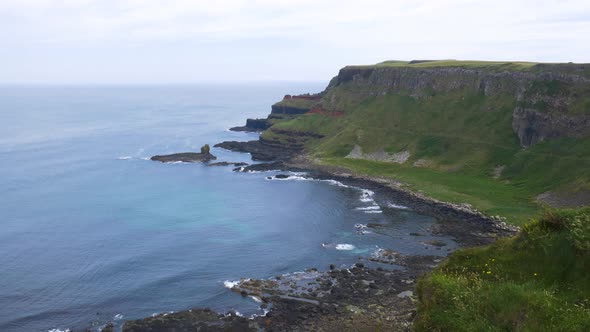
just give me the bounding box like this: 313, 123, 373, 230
265, 88, 590, 224
200, 144, 210, 154
345, 60, 590, 78
260, 61, 590, 330
416, 208, 590, 331
273, 97, 318, 109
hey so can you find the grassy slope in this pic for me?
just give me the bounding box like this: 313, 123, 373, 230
267, 87, 590, 224
264, 61, 590, 331
262, 61, 590, 330
273, 97, 317, 109
416, 209, 590, 331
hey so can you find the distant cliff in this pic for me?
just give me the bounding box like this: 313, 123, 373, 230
321, 62, 590, 147
249, 60, 590, 217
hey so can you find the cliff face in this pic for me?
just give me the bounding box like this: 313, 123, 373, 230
246, 61, 590, 214
271, 94, 322, 115
323, 65, 590, 147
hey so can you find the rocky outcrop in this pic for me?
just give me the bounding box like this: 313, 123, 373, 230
324, 64, 590, 147
207, 161, 248, 167
229, 118, 270, 132
151, 144, 216, 163
512, 107, 590, 147
271, 104, 312, 115
123, 309, 256, 332
214, 140, 300, 161
346, 145, 410, 163
271, 94, 322, 115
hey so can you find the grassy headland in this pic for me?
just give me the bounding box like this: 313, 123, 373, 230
254, 60, 590, 331
261, 61, 590, 224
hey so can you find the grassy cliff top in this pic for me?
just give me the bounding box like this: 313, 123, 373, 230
345, 60, 590, 76
273, 97, 318, 109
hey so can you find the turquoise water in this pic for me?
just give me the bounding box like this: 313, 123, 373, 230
0, 85, 452, 331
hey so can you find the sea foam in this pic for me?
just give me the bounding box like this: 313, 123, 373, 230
335, 244, 355, 251
387, 202, 409, 210
223, 280, 240, 288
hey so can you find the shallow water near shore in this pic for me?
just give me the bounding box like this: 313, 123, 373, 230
0, 84, 456, 332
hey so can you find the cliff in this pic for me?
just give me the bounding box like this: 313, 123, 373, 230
322, 61, 590, 147
271, 94, 322, 115
252, 60, 590, 222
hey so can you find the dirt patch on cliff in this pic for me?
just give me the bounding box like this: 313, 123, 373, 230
537, 189, 590, 208
346, 145, 410, 164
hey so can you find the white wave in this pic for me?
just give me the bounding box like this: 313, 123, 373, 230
140, 157, 150, 160
335, 244, 356, 250
355, 223, 371, 234
359, 189, 375, 203
249, 295, 263, 303
268, 175, 308, 181
117, 156, 132, 160
249, 308, 270, 319
387, 202, 409, 210
365, 210, 383, 214
267, 176, 352, 189
224, 280, 241, 288
48, 329, 70, 332
114, 313, 124, 320
355, 205, 381, 211
321, 179, 351, 188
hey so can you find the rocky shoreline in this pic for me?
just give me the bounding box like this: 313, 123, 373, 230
110, 130, 519, 332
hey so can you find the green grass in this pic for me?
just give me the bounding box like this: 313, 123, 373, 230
263, 65, 590, 223
416, 208, 590, 331
322, 157, 538, 224
375, 60, 539, 71
273, 97, 318, 109
343, 60, 590, 79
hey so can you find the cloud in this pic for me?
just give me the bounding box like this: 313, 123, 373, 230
1, 0, 589, 82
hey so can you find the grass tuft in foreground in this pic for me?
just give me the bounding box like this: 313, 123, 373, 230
416, 208, 590, 331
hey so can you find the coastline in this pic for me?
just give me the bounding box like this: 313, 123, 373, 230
115, 135, 519, 331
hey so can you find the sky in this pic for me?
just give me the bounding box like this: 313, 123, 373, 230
1, 0, 589, 84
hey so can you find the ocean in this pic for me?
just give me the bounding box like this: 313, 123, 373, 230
0, 84, 454, 331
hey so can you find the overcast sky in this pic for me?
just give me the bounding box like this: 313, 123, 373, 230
1, 0, 589, 84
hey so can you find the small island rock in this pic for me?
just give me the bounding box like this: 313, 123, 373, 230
151, 144, 217, 163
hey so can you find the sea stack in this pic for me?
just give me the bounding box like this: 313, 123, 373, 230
150, 144, 217, 163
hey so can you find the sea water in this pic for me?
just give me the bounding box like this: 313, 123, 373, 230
0, 84, 454, 331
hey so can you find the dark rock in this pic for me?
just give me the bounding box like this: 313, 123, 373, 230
151, 144, 216, 163
236, 162, 287, 172
422, 240, 447, 247
122, 309, 257, 332
275, 174, 290, 179
207, 161, 249, 167
230, 118, 271, 132
271, 105, 311, 115
100, 323, 114, 332
215, 140, 299, 161
200, 144, 210, 154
